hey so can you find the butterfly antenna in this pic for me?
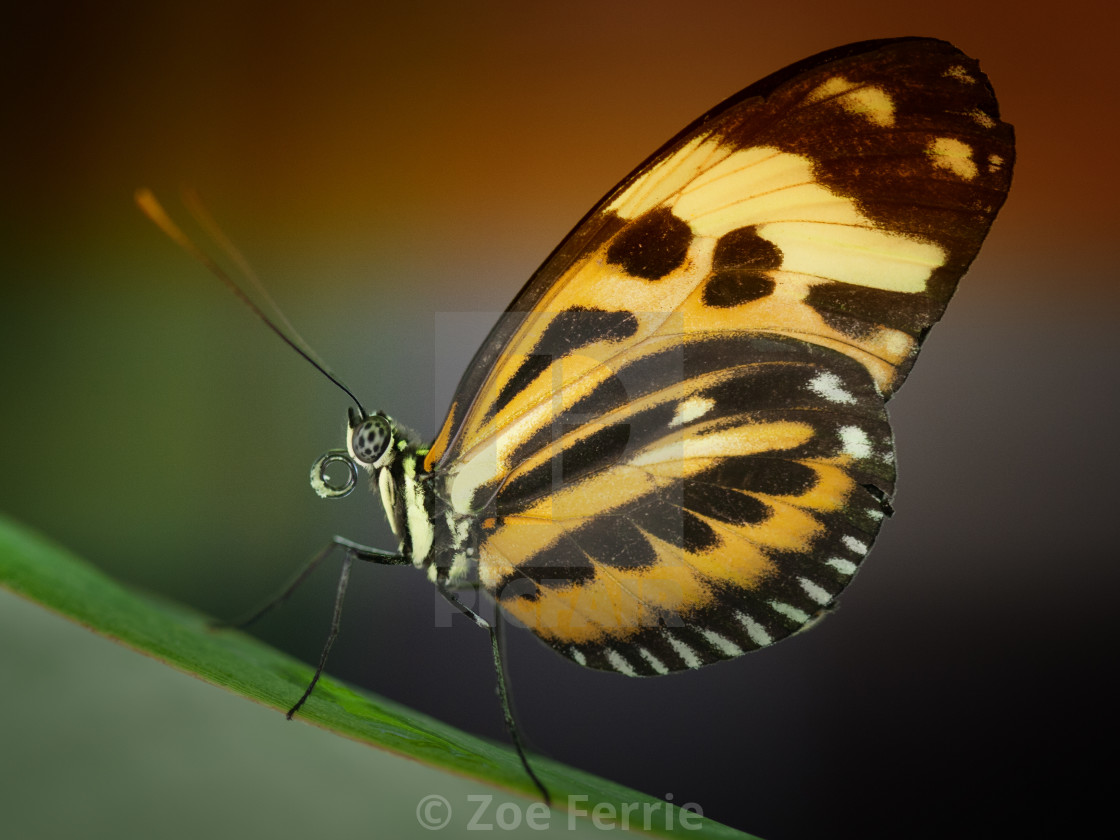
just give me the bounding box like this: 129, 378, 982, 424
180, 188, 321, 369
135, 188, 367, 418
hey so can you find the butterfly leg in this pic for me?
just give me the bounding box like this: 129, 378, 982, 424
216, 536, 409, 717
214, 536, 406, 631
436, 583, 551, 806
284, 538, 413, 718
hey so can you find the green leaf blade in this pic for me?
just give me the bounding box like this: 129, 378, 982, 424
0, 513, 758, 839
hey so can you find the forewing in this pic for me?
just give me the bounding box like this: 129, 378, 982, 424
426, 37, 1013, 476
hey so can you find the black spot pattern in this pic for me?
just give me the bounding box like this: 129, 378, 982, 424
696, 458, 819, 497
606, 208, 693, 280
561, 423, 631, 485
629, 494, 721, 553
565, 332, 885, 428
505, 535, 597, 600
805, 280, 943, 339
486, 334, 894, 515
702, 226, 784, 307
497, 422, 630, 516
683, 481, 772, 526
490, 357, 552, 421
536, 307, 640, 354
487, 307, 639, 421
572, 517, 660, 570
354, 420, 390, 462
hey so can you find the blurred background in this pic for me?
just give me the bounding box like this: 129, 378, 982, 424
2, 2, 1115, 838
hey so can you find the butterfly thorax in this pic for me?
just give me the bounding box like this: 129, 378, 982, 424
346, 410, 477, 584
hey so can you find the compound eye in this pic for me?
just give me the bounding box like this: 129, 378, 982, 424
351, 415, 391, 465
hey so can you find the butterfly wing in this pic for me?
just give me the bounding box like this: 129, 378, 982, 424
425, 38, 1013, 674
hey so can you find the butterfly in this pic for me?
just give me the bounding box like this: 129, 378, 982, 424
142, 36, 1014, 803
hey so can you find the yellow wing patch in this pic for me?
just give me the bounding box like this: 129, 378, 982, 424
927, 136, 981, 180
808, 76, 897, 126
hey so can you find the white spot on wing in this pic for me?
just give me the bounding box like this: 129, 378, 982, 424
669, 395, 716, 428
825, 557, 858, 575
570, 647, 587, 666
769, 601, 810, 624
881, 331, 913, 362
735, 610, 772, 646
969, 108, 996, 129
842, 535, 869, 554
639, 647, 669, 675
665, 632, 702, 669
839, 425, 872, 459
809, 371, 857, 405
928, 137, 979, 180
701, 629, 744, 657
606, 648, 637, 676
945, 65, 976, 84
798, 576, 832, 605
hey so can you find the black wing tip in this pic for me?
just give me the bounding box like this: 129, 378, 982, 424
709, 37, 981, 118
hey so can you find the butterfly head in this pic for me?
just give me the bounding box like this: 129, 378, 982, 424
329, 406, 437, 567
308, 408, 400, 500
346, 407, 397, 470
